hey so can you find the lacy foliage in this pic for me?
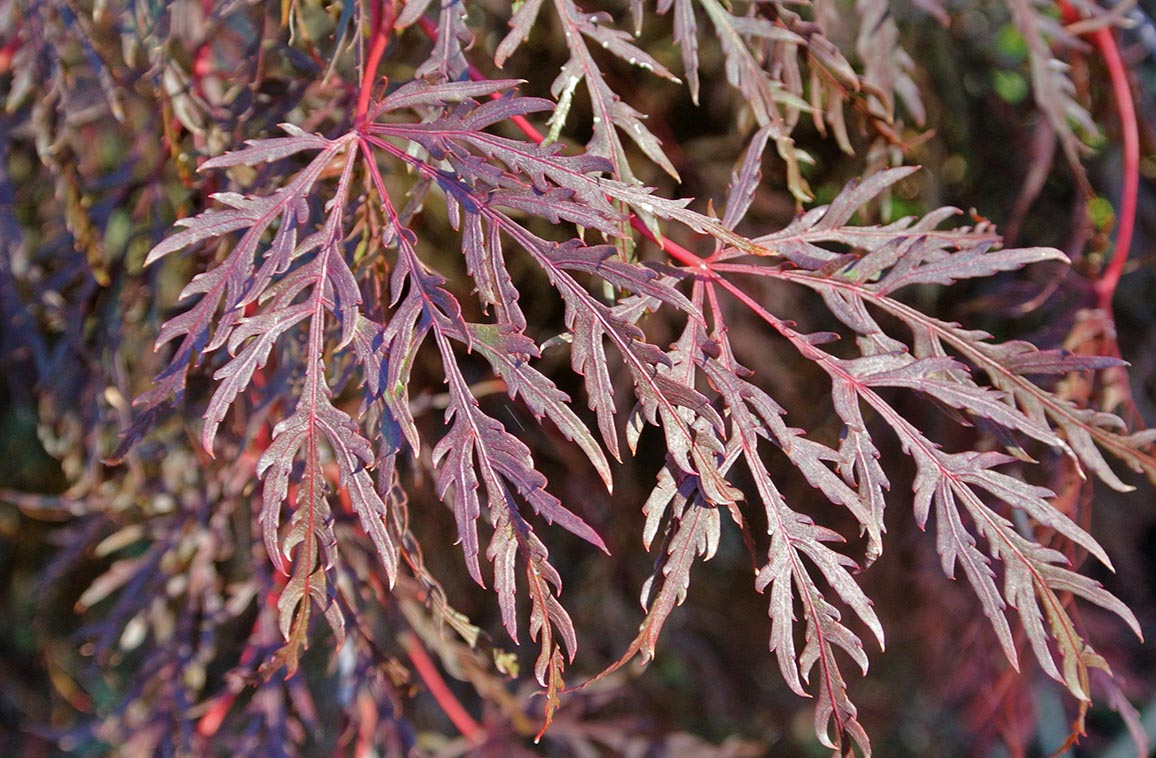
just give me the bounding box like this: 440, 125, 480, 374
5, 0, 1153, 755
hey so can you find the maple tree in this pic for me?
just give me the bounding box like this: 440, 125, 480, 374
1, 0, 1154, 755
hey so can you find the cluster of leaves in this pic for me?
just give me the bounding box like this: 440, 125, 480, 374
3, 0, 1155, 755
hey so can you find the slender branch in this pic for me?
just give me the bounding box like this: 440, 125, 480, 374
401, 632, 483, 742
357, 0, 395, 124
1090, 25, 1138, 311
1057, 1, 1140, 310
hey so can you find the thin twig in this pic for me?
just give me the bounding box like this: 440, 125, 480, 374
401, 631, 483, 743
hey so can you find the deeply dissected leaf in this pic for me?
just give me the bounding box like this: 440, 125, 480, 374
113, 9, 1155, 756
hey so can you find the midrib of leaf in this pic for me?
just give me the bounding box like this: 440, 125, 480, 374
832, 346, 1132, 692
801, 584, 862, 752
300, 323, 324, 641
296, 152, 357, 581
628, 289, 722, 656
251, 141, 368, 669
432, 327, 494, 578
750, 225, 1001, 251
703, 245, 1153, 486
432, 321, 577, 730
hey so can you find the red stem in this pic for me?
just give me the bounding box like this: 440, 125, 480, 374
401, 632, 482, 742
357, 1, 395, 124
630, 214, 707, 268
196, 612, 266, 737
1058, 1, 1140, 311
1090, 26, 1139, 311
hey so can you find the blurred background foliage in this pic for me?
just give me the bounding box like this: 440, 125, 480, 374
1, 0, 1155, 755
